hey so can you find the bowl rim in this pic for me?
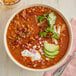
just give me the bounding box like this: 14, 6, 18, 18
4, 4, 73, 72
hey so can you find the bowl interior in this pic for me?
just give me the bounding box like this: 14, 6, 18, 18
4, 4, 73, 71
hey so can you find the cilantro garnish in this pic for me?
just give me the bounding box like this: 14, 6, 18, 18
37, 16, 45, 23
37, 12, 48, 23
43, 12, 48, 17
39, 32, 47, 37
52, 32, 60, 39
38, 12, 60, 39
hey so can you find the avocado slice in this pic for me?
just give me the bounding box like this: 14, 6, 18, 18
44, 48, 59, 56
45, 54, 55, 58
44, 42, 59, 52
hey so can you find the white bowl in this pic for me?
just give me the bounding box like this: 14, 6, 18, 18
4, 4, 73, 71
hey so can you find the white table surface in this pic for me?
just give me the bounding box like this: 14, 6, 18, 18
0, 0, 76, 76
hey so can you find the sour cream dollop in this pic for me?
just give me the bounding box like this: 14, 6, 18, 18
21, 50, 41, 61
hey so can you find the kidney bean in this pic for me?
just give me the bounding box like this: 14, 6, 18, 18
35, 47, 39, 50
22, 28, 27, 33
36, 43, 40, 46
28, 41, 33, 44
21, 44, 25, 49
25, 46, 29, 49
29, 12, 34, 15
13, 41, 20, 45
29, 49, 32, 52
34, 61, 37, 64
45, 35, 49, 38
17, 28, 21, 31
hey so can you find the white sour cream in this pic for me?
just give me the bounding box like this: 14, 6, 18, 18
21, 50, 41, 61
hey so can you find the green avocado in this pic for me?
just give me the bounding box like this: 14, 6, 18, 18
45, 54, 55, 58
44, 48, 59, 56
44, 42, 59, 52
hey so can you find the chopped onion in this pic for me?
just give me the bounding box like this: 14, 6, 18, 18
57, 26, 61, 35
46, 58, 50, 60
54, 25, 61, 35
39, 41, 42, 44
39, 48, 42, 52
33, 45, 37, 49
41, 52, 44, 55
44, 41, 47, 43
52, 38, 58, 44
38, 37, 41, 40
38, 46, 40, 48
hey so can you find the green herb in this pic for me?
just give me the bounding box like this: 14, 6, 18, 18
44, 26, 52, 32
44, 26, 55, 32
47, 12, 56, 27
37, 16, 45, 23
43, 12, 48, 17
39, 32, 47, 37
51, 26, 55, 33
37, 12, 48, 23
48, 32, 52, 37
52, 32, 60, 39
38, 12, 60, 40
